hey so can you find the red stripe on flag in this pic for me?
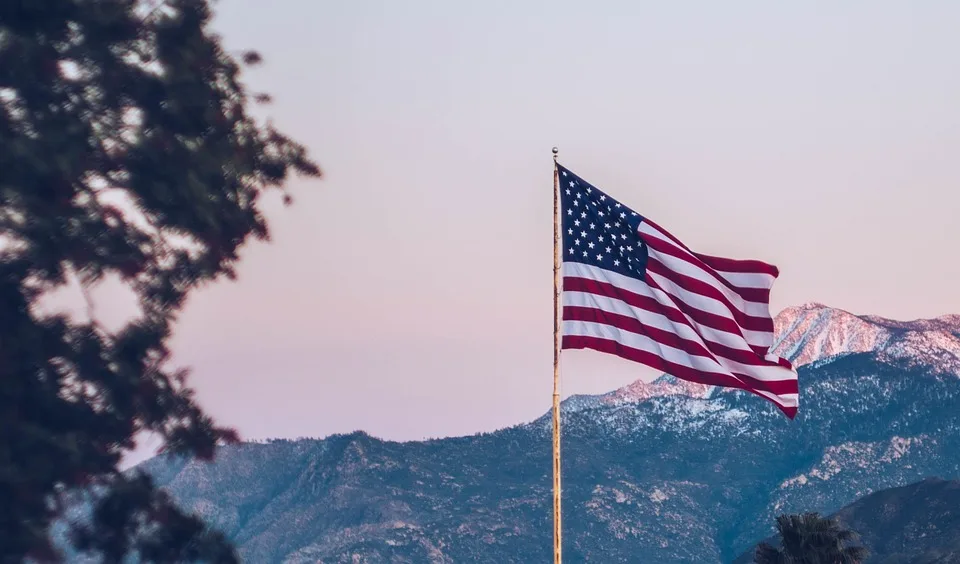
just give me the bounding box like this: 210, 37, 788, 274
694, 253, 780, 277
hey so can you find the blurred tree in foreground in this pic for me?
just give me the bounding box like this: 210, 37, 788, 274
754, 512, 869, 564
0, 0, 319, 561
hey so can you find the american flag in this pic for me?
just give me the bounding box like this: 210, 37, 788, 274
557, 163, 799, 418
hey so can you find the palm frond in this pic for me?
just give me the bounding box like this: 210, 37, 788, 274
766, 512, 869, 564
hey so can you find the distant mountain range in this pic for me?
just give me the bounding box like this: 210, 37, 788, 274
111, 304, 960, 562
734, 477, 960, 564
773, 303, 960, 375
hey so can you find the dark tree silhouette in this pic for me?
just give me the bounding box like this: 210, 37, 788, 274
754, 512, 870, 564
0, 0, 319, 561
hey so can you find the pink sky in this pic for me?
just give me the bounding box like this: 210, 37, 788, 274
89, 1, 960, 459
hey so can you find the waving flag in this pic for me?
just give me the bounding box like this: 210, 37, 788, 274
557, 163, 798, 418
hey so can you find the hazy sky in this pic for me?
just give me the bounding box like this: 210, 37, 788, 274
96, 1, 960, 455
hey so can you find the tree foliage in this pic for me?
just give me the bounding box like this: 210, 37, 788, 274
754, 512, 870, 564
0, 0, 319, 561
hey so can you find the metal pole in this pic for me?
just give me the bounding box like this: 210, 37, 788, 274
551, 146, 562, 564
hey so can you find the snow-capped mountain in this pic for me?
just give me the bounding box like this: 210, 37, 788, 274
773, 303, 960, 374
105, 304, 960, 563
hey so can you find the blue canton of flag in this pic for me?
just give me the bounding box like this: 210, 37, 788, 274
559, 165, 649, 281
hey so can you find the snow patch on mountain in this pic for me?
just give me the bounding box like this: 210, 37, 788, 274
584, 480, 721, 559
880, 330, 960, 374
772, 303, 892, 365
773, 303, 960, 376
778, 435, 934, 491
605, 376, 713, 405
861, 313, 960, 334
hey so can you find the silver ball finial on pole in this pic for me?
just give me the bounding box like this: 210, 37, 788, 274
552, 146, 559, 161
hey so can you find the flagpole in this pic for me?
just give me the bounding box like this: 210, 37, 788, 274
551, 146, 562, 564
